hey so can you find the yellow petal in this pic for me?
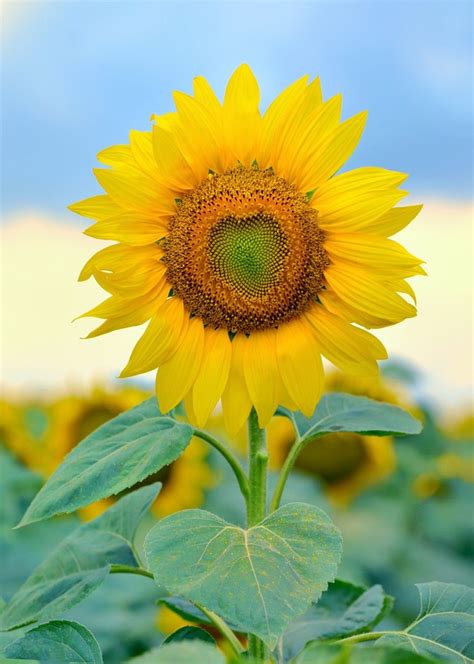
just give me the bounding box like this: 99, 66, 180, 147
259, 75, 309, 168
368, 204, 423, 236
85, 211, 168, 246
222, 334, 252, 436
276, 317, 324, 416
313, 167, 408, 232
92, 259, 166, 297
83, 283, 168, 338
129, 130, 161, 182
79, 244, 158, 281
94, 168, 175, 216
80, 282, 166, 321
305, 304, 387, 375
299, 111, 368, 193
300, 77, 323, 117
276, 94, 342, 184
192, 328, 232, 427
183, 389, 197, 425
319, 289, 393, 329
243, 329, 279, 427
223, 63, 261, 167
121, 297, 187, 377
173, 91, 221, 176
193, 76, 222, 123
324, 263, 417, 324
152, 125, 198, 191
324, 233, 425, 277
156, 316, 205, 413
68, 195, 122, 221
389, 278, 417, 303
97, 144, 134, 167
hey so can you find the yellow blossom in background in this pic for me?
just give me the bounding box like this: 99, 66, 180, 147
0, 385, 213, 519
152, 435, 214, 518
71, 64, 424, 434
0, 398, 50, 474
264, 371, 418, 505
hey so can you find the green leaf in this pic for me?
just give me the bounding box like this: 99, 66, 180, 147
282, 580, 392, 661
145, 503, 342, 648
293, 642, 441, 663
162, 626, 215, 645
294, 393, 422, 442
126, 641, 225, 663
1, 484, 160, 631
158, 597, 213, 626
18, 399, 192, 527
158, 596, 241, 632
379, 582, 474, 663
4, 620, 102, 663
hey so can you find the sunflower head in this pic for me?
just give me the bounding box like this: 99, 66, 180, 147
71, 65, 424, 433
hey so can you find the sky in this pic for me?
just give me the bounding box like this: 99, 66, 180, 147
1, 0, 473, 408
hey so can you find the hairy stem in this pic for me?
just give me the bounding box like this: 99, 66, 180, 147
246, 409, 269, 661
247, 409, 268, 527
195, 602, 244, 658
193, 427, 249, 501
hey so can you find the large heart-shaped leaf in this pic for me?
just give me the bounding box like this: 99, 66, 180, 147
4, 620, 102, 663
145, 503, 342, 647
18, 399, 192, 527
1, 484, 160, 630
293, 393, 422, 442
282, 580, 392, 661
127, 641, 225, 664
379, 582, 474, 663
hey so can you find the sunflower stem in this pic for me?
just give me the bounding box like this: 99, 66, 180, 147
246, 408, 269, 662
192, 427, 249, 501
247, 409, 268, 527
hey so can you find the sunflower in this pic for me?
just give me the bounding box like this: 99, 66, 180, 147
70, 65, 424, 433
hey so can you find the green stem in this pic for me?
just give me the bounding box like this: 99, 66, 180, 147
270, 435, 306, 512
247, 409, 268, 526
111, 565, 243, 658
193, 427, 249, 502
334, 631, 386, 645
195, 602, 244, 658
246, 409, 269, 662
110, 564, 154, 579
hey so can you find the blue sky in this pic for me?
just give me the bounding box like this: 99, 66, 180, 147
2, 0, 472, 219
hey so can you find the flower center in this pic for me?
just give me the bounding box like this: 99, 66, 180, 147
208, 212, 288, 299
296, 432, 368, 483
164, 167, 329, 334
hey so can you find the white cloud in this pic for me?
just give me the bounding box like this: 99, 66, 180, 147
1, 201, 472, 409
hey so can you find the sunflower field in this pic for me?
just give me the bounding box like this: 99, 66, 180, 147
1, 2, 473, 663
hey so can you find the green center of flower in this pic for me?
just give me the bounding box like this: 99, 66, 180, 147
208, 213, 288, 299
